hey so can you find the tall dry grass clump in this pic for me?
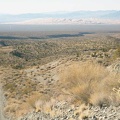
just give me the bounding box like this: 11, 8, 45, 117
14, 92, 53, 117
60, 61, 120, 106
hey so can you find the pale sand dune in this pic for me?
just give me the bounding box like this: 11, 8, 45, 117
5, 18, 120, 25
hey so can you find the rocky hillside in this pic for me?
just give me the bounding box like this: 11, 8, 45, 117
0, 32, 120, 120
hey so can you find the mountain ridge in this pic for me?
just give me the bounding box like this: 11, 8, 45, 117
0, 10, 120, 24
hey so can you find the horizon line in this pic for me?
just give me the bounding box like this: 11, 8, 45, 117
0, 10, 120, 15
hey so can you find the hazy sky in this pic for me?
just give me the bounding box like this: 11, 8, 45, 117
0, 0, 120, 14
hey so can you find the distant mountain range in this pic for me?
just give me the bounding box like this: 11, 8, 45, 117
0, 10, 120, 24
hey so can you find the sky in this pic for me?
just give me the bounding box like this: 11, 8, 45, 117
0, 0, 120, 14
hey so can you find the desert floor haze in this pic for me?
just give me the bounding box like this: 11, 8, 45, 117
0, 28, 120, 120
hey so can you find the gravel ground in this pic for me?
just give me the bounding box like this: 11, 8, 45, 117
18, 104, 120, 120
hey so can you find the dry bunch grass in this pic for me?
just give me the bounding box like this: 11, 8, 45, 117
60, 61, 120, 106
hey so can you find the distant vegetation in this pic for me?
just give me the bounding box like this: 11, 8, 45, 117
0, 32, 119, 69
114, 45, 120, 58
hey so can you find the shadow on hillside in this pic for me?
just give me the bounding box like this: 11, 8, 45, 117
47, 32, 93, 38
0, 32, 93, 40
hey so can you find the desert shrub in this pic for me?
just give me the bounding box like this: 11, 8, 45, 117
21, 87, 33, 95
4, 104, 18, 115
11, 50, 24, 58
4, 83, 16, 92
101, 47, 109, 52
89, 92, 110, 107
112, 46, 120, 60
103, 73, 120, 105
27, 93, 41, 109
60, 61, 120, 106
26, 92, 51, 110
116, 46, 120, 57
12, 64, 24, 69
